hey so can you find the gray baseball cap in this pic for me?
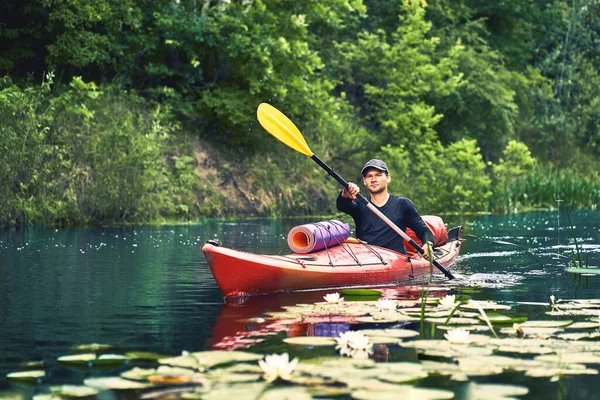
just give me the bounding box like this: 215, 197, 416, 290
361, 159, 389, 176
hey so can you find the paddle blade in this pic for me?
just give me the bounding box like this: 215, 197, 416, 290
257, 103, 313, 157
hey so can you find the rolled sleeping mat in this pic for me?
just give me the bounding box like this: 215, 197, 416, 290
287, 220, 351, 254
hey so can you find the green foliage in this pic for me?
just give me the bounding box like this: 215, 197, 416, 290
440, 139, 492, 211
383, 138, 491, 213
491, 140, 536, 212
1, 0, 600, 226
0, 73, 81, 227
503, 165, 600, 211
333, 0, 462, 153
0, 76, 225, 227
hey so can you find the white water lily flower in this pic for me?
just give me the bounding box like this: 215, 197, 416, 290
438, 294, 458, 310
335, 331, 374, 359
258, 353, 299, 383
444, 328, 472, 344
349, 350, 371, 360
549, 295, 562, 311
376, 298, 397, 310
323, 292, 344, 303
513, 323, 525, 338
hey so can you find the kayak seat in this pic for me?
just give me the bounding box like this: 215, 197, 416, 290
447, 226, 464, 242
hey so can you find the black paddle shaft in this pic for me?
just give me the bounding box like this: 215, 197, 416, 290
310, 154, 455, 280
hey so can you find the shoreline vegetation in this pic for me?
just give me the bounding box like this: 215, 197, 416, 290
1, 0, 599, 228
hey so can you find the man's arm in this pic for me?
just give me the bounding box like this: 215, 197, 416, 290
337, 182, 360, 214
336, 191, 355, 213
403, 199, 434, 246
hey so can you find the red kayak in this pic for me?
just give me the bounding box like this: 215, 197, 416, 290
203, 223, 463, 298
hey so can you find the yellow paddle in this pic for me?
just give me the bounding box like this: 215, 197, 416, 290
256, 103, 455, 280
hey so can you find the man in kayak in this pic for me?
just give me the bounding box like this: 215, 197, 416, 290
337, 159, 434, 255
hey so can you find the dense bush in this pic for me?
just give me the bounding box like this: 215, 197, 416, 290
0, 76, 227, 227
1, 0, 599, 226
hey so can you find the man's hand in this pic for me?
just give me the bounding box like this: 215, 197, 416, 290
422, 241, 433, 257
341, 183, 360, 199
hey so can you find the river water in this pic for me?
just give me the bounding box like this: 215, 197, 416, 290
1, 210, 599, 399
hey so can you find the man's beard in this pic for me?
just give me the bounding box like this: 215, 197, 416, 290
368, 186, 386, 195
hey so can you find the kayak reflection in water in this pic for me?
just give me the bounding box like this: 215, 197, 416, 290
207, 287, 443, 363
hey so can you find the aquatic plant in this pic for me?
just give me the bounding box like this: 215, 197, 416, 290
549, 295, 563, 311
258, 353, 299, 383
376, 298, 398, 310
513, 323, 525, 338
11, 295, 600, 399
438, 294, 458, 310
335, 331, 374, 359
561, 207, 599, 277
323, 292, 344, 303
444, 328, 472, 344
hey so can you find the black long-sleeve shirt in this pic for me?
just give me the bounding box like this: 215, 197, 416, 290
336, 193, 433, 254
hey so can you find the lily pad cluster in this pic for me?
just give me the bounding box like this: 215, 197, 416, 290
5, 293, 600, 399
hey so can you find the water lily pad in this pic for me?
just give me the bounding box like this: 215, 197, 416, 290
94, 354, 129, 366
367, 336, 404, 344
525, 365, 598, 378
220, 363, 263, 374
206, 370, 260, 383
83, 377, 153, 390
351, 386, 454, 400
400, 307, 442, 314
299, 357, 376, 370
32, 395, 53, 400
569, 299, 600, 304
49, 385, 100, 398
125, 351, 172, 361
566, 267, 600, 275
565, 322, 600, 329
282, 336, 336, 346
1, 391, 26, 399
557, 332, 600, 341
161, 351, 264, 370
341, 289, 382, 296
426, 317, 480, 325
461, 300, 511, 311
259, 387, 313, 400
480, 313, 527, 325
6, 370, 45, 382
57, 353, 96, 365
499, 326, 563, 336
516, 301, 552, 306
455, 355, 540, 374
359, 329, 419, 339
436, 325, 490, 332
520, 320, 573, 328
378, 370, 429, 383
159, 354, 202, 370
307, 386, 351, 397
70, 343, 114, 353
468, 382, 528, 398
18, 361, 44, 369
184, 383, 267, 400
121, 367, 157, 381
535, 352, 600, 364
495, 343, 555, 355
156, 365, 202, 378
400, 340, 494, 358
546, 309, 600, 316
356, 313, 417, 323
147, 375, 191, 384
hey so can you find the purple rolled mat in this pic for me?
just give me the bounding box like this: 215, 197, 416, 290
287, 220, 351, 254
